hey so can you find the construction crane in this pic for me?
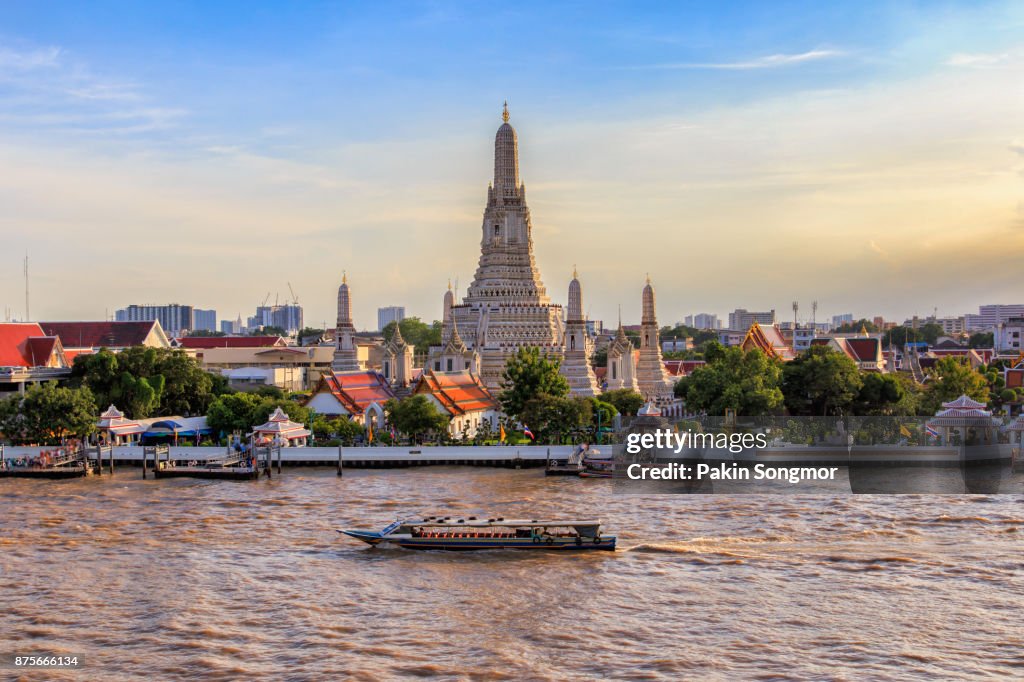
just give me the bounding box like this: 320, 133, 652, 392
288, 282, 299, 305
261, 292, 271, 308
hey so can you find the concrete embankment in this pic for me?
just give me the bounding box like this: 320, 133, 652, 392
1, 445, 577, 468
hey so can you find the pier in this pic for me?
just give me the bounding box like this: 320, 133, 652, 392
0, 445, 573, 470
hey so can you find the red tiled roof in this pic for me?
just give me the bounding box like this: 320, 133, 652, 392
846, 338, 881, 363
414, 370, 497, 416
0, 323, 65, 368
742, 323, 795, 360
176, 336, 287, 349
663, 360, 706, 376
312, 370, 396, 414
41, 321, 160, 349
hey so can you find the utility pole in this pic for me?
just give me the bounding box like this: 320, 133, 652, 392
23, 252, 30, 322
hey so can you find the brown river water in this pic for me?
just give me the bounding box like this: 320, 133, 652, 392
1, 468, 1022, 681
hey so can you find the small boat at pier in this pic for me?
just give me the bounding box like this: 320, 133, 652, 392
340, 517, 616, 551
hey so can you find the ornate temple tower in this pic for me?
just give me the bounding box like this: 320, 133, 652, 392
332, 272, 360, 371
605, 317, 638, 392
450, 103, 564, 390
635, 277, 674, 401
560, 268, 599, 396
381, 323, 414, 389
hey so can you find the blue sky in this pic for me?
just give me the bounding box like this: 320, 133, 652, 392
1, 1, 1023, 329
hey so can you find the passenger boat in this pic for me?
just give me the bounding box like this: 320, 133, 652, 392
340, 517, 616, 551
545, 445, 585, 476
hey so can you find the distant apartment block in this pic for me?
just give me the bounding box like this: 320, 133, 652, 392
194, 309, 217, 333
904, 315, 966, 336
684, 313, 721, 330
248, 304, 303, 334
728, 308, 776, 330
116, 304, 193, 336
831, 313, 854, 328
584, 319, 604, 337
662, 338, 690, 353
994, 318, 1024, 352
964, 304, 1024, 331
377, 306, 406, 332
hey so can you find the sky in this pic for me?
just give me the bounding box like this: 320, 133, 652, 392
1, 1, 1023, 330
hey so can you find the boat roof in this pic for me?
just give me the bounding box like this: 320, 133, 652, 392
399, 518, 601, 528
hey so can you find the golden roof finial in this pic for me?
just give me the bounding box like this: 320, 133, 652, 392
447, 278, 452, 291
502, 100, 509, 123
573, 264, 578, 279
645, 272, 651, 285
342, 270, 347, 285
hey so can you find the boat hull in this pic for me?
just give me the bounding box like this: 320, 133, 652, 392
395, 537, 616, 551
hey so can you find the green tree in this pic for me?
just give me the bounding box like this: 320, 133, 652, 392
251, 399, 310, 427
833, 319, 879, 334
72, 347, 214, 417
519, 394, 592, 444
381, 317, 443, 351
675, 342, 784, 416
206, 392, 265, 435
498, 347, 570, 420
853, 372, 912, 415
968, 332, 994, 349
923, 357, 990, 413
253, 325, 287, 336
188, 330, 226, 337
14, 383, 97, 444
590, 346, 608, 370
883, 326, 922, 347
782, 345, 863, 416
602, 389, 645, 416
384, 395, 450, 443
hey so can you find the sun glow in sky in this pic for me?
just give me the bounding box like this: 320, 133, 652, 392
1, 1, 1022, 329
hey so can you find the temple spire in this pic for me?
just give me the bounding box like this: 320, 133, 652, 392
502, 100, 509, 123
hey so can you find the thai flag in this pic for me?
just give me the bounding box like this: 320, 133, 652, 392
523, 425, 535, 440
925, 425, 941, 439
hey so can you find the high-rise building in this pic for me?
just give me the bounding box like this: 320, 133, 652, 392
377, 306, 406, 332
964, 304, 1024, 331
194, 309, 217, 333
250, 304, 303, 334
684, 313, 721, 329
116, 304, 193, 336
832, 313, 854, 328
728, 308, 776, 330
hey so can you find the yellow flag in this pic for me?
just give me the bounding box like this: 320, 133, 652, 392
499, 423, 506, 442
899, 424, 912, 438
368, 422, 374, 444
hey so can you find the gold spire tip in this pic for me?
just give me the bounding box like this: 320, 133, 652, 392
502, 100, 509, 123
447, 278, 452, 291
342, 270, 347, 285
573, 264, 578, 279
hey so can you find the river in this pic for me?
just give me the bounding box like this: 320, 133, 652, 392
1, 468, 1021, 680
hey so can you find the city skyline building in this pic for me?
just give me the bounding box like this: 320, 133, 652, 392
194, 308, 217, 333
115, 303, 194, 336
377, 306, 406, 332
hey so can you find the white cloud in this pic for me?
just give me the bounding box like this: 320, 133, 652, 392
0, 45, 61, 70
945, 52, 1010, 67
647, 49, 845, 70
